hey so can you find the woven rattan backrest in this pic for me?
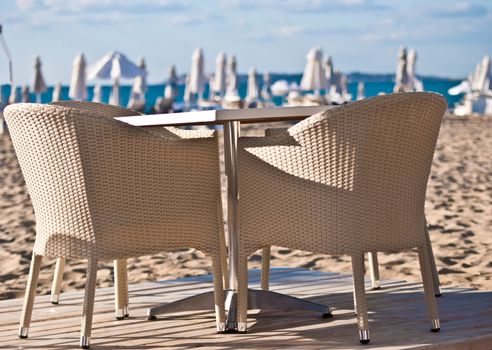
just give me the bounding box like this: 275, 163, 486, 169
240, 92, 447, 254
5, 103, 224, 259
288, 93, 446, 203
5, 103, 96, 257
50, 101, 141, 118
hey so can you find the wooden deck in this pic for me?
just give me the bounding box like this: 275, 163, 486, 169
1, 268, 491, 349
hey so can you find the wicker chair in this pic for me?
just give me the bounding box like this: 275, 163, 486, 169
47, 101, 229, 319
236, 92, 447, 344
5, 103, 226, 349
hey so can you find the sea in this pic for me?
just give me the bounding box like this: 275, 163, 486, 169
1, 73, 463, 113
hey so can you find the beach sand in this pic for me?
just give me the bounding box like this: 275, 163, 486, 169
0, 116, 491, 300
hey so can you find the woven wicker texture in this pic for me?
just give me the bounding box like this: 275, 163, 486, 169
238, 92, 447, 256
5, 102, 226, 344
50, 101, 228, 314
236, 92, 447, 338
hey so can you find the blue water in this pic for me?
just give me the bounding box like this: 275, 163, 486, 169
1, 74, 463, 112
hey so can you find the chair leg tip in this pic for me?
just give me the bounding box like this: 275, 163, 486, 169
147, 315, 157, 321
80, 336, 90, 349
116, 307, 129, 320
51, 294, 60, 304
435, 293, 442, 297
322, 312, 333, 319
430, 319, 440, 332
18, 327, 28, 339
359, 329, 370, 344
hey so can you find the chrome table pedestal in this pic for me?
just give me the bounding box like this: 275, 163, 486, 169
147, 119, 331, 332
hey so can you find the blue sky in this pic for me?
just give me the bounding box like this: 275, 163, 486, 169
0, 0, 491, 85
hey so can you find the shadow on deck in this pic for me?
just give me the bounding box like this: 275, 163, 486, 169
1, 268, 491, 349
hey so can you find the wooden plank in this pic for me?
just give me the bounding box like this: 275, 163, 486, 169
1, 268, 491, 349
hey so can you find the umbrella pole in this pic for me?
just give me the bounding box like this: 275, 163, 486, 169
36, 93, 41, 103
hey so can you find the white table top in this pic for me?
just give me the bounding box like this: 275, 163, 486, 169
116, 105, 331, 127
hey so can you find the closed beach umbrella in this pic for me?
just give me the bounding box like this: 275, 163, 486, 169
474, 55, 491, 93
183, 75, 191, 105
32, 56, 47, 103
213, 52, 227, 97
246, 67, 259, 102
208, 74, 215, 100
128, 57, 147, 108
189, 48, 206, 100
356, 81, 365, 101
407, 49, 423, 92
164, 65, 178, 99
261, 72, 272, 102
52, 81, 62, 102
9, 86, 19, 104
92, 83, 102, 103
226, 55, 238, 97
394, 47, 411, 93
324, 56, 334, 92
300, 47, 324, 95
69, 53, 87, 101
21, 84, 30, 103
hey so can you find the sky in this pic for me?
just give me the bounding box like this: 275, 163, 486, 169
0, 0, 491, 85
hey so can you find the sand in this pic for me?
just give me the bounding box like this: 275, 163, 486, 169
0, 116, 491, 300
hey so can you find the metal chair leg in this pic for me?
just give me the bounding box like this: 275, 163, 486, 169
352, 254, 370, 344
19, 254, 43, 339
424, 227, 441, 297
212, 255, 226, 332
51, 257, 65, 304
80, 258, 98, 349
368, 252, 381, 290
114, 259, 129, 320
418, 245, 440, 332
261, 246, 270, 291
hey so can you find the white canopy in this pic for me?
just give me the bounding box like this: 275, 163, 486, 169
189, 48, 206, 99
300, 47, 324, 95
69, 53, 87, 100
213, 52, 227, 97
246, 67, 259, 102
87, 51, 146, 81
271, 80, 290, 96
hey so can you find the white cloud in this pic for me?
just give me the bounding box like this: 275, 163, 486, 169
273, 25, 302, 38
169, 13, 221, 26
15, 0, 36, 11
